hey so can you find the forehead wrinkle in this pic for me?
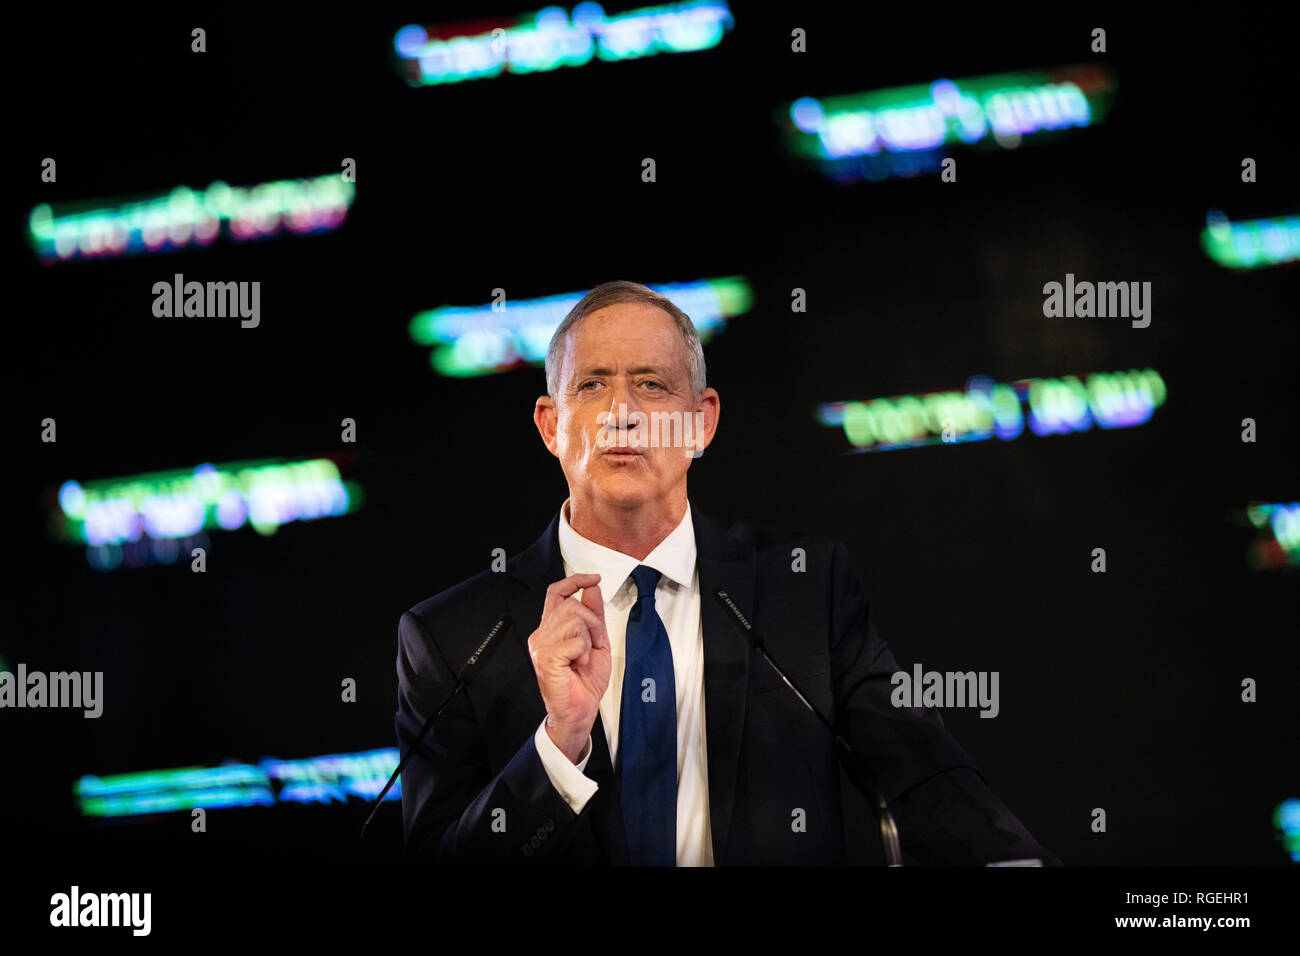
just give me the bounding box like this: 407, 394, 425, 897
559, 306, 693, 391
574, 364, 675, 377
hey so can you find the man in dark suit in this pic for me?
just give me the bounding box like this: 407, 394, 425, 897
395, 280, 1059, 866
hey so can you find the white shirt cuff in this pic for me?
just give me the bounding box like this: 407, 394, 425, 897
534, 719, 599, 814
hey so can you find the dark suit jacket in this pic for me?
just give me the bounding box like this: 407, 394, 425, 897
395, 500, 1060, 865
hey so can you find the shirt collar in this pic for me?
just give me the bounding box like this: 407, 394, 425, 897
557, 498, 697, 604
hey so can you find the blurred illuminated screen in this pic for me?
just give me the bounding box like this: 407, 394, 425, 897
77, 748, 399, 818
409, 276, 753, 377
394, 1, 734, 86
783, 65, 1115, 182
53, 458, 363, 571
27, 175, 356, 263
818, 368, 1166, 453
1243, 502, 1299, 569
1201, 211, 1300, 270
1275, 799, 1300, 862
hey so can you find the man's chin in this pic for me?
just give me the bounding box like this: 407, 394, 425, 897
588, 471, 657, 508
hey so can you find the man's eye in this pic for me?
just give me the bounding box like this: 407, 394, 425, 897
643, 381, 664, 390
579, 381, 601, 390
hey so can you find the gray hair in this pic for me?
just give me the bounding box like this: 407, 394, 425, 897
544, 280, 707, 400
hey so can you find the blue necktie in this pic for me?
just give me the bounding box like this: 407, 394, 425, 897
618, 565, 677, 866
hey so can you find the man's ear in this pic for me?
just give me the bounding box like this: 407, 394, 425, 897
691, 387, 721, 454
534, 396, 559, 457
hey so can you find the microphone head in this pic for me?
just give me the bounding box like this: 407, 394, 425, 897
456, 613, 511, 684
713, 588, 762, 649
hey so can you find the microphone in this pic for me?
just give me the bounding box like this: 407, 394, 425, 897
357, 612, 512, 845
712, 588, 904, 867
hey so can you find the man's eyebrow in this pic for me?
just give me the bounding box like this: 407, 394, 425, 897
573, 365, 675, 378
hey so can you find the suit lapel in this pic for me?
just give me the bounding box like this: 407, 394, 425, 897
505, 500, 756, 866
690, 500, 755, 866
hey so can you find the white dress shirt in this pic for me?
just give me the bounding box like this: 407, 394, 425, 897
532, 497, 714, 866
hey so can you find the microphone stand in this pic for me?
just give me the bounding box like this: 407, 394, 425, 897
354, 614, 511, 860
715, 589, 904, 866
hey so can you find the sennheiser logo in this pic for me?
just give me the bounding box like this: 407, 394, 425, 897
718, 591, 751, 629
468, 618, 507, 666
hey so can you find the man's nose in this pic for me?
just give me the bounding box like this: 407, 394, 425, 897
608, 379, 643, 419
601, 383, 644, 438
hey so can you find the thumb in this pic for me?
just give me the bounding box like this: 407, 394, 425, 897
581, 583, 609, 648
